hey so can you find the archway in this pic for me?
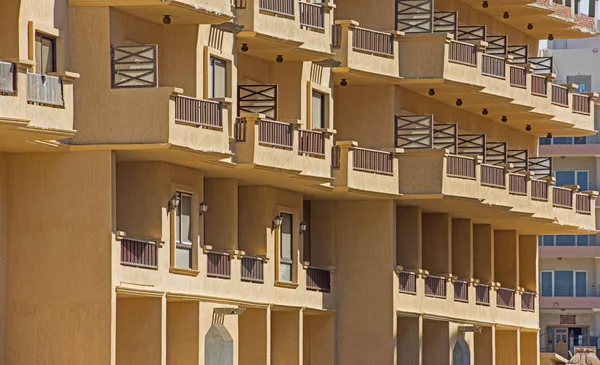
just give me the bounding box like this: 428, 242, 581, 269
205, 324, 234, 365
452, 338, 471, 365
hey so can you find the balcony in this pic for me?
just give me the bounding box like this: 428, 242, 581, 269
235, 0, 334, 61
0, 60, 77, 152
539, 234, 600, 258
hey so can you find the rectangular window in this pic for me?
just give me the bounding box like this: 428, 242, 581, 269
578, 235, 590, 246
555, 235, 576, 246
279, 213, 293, 282
567, 75, 592, 93
541, 271, 553, 296
35, 33, 56, 74
175, 192, 193, 269
576, 271, 587, 297
311, 91, 325, 129
577, 171, 589, 190
209, 57, 227, 98
554, 170, 588, 189
554, 271, 574, 297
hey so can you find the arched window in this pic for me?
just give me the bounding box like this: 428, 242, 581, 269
452, 339, 471, 365
205, 324, 234, 365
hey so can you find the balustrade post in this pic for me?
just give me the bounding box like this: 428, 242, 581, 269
331, 140, 357, 187
564, 184, 580, 211
235, 112, 263, 164
475, 155, 483, 184
334, 20, 358, 63
561, 83, 578, 108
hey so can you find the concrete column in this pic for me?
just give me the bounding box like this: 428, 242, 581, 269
473, 224, 494, 283
334, 201, 396, 365
167, 301, 200, 365
422, 213, 452, 275
520, 331, 539, 365
271, 310, 302, 365
116, 297, 164, 365
519, 236, 538, 292
240, 308, 269, 365
495, 329, 519, 365
423, 320, 450, 365
397, 315, 422, 365
475, 326, 495, 365
204, 179, 238, 251
302, 314, 334, 365
452, 219, 473, 279
494, 230, 518, 288
397, 206, 422, 269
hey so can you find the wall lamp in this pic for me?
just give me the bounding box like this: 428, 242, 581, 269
428, 88, 435, 96
482, 108, 488, 115
503, 12, 510, 19
199, 201, 209, 216
276, 55, 284, 63
501, 116, 507, 123
340, 79, 348, 87
241, 43, 249, 52
272, 215, 283, 230
527, 23, 534, 30
482, 1, 488, 8
546, 132, 552, 139
162, 15, 172, 25
525, 124, 532, 132
299, 221, 308, 234
455, 98, 463, 107
168, 194, 180, 213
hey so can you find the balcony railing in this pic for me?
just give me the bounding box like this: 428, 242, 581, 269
259, 0, 294, 16
258, 119, 294, 148
353, 147, 394, 175
541, 285, 600, 297
454, 280, 469, 303
481, 164, 505, 188
552, 84, 569, 107
121, 238, 158, 269
27, 73, 64, 107
481, 54, 506, 79
174, 96, 223, 128
573, 94, 591, 115
553, 186, 573, 209
399, 271, 417, 294
522, 291, 535, 312
497, 287, 516, 309
207, 251, 231, 279
234, 117, 247, 142
532, 75, 548, 97
476, 284, 490, 306
509, 65, 527, 88
298, 129, 326, 157
111, 45, 157, 88
0, 61, 16, 94
299, 2, 324, 29
576, 193, 592, 214
353, 27, 394, 56
331, 146, 341, 169
425, 275, 447, 299
241, 256, 264, 283
306, 267, 331, 292
531, 179, 549, 201
449, 40, 477, 66
447, 155, 476, 180
509, 173, 528, 195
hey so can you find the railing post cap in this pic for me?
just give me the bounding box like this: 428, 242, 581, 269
336, 140, 358, 148
116, 231, 126, 240
390, 30, 405, 38
334, 19, 359, 27
315, 127, 337, 136
171, 87, 185, 95
382, 147, 404, 155
505, 54, 514, 62
257, 254, 270, 263
584, 190, 600, 197
540, 176, 556, 185
396, 265, 404, 273
560, 83, 579, 91
227, 249, 241, 259
544, 72, 557, 81
203, 244, 213, 253
321, 0, 336, 10
475, 155, 484, 164
239, 112, 264, 121
302, 261, 311, 269
564, 184, 580, 192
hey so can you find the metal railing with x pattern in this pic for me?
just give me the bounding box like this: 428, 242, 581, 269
530, 57, 553, 74
433, 11, 457, 35
485, 141, 508, 165
529, 157, 552, 178
507, 45, 529, 64
457, 25, 486, 41
237, 84, 278, 120
457, 134, 486, 162
395, 114, 434, 148
396, 0, 434, 33
508, 149, 529, 173
485, 35, 507, 56
433, 124, 458, 154
111, 45, 158, 88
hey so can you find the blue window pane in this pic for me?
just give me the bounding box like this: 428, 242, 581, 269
542, 236, 555, 246
578, 235, 590, 246
578, 84, 586, 93
577, 171, 588, 190
540, 138, 552, 145
576, 272, 587, 297
555, 271, 574, 297
555, 171, 575, 187
575, 136, 587, 145
541, 272, 553, 296
556, 235, 576, 246
553, 137, 572, 145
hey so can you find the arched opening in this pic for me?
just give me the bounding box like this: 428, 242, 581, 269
205, 324, 234, 365
452, 338, 471, 365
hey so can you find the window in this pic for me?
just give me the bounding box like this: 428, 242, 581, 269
539, 136, 588, 145
279, 213, 293, 282
555, 271, 573, 296
311, 91, 325, 129
576, 271, 587, 297
209, 57, 227, 98
540, 270, 588, 297
175, 192, 193, 269
567, 75, 592, 93
540, 271, 553, 296
554, 170, 588, 190
35, 33, 56, 74
539, 235, 591, 246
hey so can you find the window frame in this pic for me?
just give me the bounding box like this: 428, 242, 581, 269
279, 212, 294, 283
175, 191, 193, 269
208, 56, 227, 99
540, 270, 554, 297
34, 32, 57, 75
311, 90, 326, 130
553, 169, 589, 189
540, 270, 589, 297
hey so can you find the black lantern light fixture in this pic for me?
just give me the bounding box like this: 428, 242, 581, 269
546, 132, 553, 139
272, 215, 284, 230
428, 88, 435, 96
482, 1, 488, 8
299, 221, 308, 234
527, 23, 534, 30
241, 43, 249, 52
168, 194, 180, 213
199, 201, 209, 216
340, 78, 348, 87
162, 15, 172, 25
525, 124, 532, 132
456, 98, 463, 107
548, 34, 554, 41
276, 55, 284, 63
501, 116, 507, 123
482, 108, 488, 115
503, 12, 510, 19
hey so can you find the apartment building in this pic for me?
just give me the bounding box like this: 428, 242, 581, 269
0, 0, 598, 364
538, 33, 600, 361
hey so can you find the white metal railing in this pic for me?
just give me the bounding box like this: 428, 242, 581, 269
27, 73, 64, 107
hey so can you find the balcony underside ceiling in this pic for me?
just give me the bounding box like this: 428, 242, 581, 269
398, 80, 594, 137
448, 0, 597, 39
332, 68, 403, 86
237, 32, 334, 62
0, 118, 75, 153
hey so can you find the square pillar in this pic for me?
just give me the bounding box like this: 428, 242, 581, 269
398, 315, 422, 365
452, 219, 473, 279
519, 235, 538, 292
422, 213, 452, 275
204, 179, 238, 251
520, 331, 539, 365
303, 313, 334, 365
495, 329, 519, 365
271, 310, 302, 365
240, 308, 269, 365
473, 224, 494, 283
475, 326, 495, 365
397, 206, 422, 269
423, 320, 450, 365
167, 301, 200, 365
494, 230, 518, 288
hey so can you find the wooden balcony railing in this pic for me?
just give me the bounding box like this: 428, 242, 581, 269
509, 173, 527, 196
299, 2, 324, 29
573, 94, 591, 115
331, 146, 341, 169
481, 54, 506, 79
207, 251, 231, 279
475, 284, 490, 306
425, 275, 447, 299
306, 267, 331, 292
551, 84, 569, 107
399, 271, 417, 294
481, 164, 506, 188
531, 179, 549, 201
509, 65, 527, 88
175, 96, 223, 128
531, 75, 548, 97
353, 147, 394, 175
234, 117, 247, 142
449, 40, 477, 66
121, 238, 158, 269
27, 73, 64, 107
353, 27, 394, 56
576, 193, 592, 214
447, 155, 476, 180
241, 256, 264, 283
553, 186, 573, 209
521, 291, 535, 312
497, 287, 516, 309
0, 61, 16, 94
259, 0, 294, 16
332, 24, 342, 48
258, 119, 294, 148
298, 130, 325, 157
454, 280, 469, 303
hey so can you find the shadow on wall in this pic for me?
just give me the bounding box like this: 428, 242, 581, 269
205, 324, 234, 365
